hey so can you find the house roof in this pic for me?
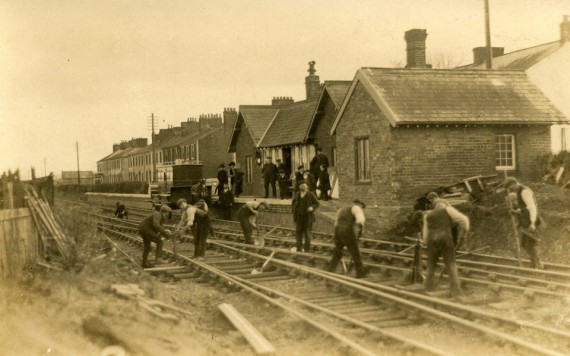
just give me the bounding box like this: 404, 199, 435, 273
322, 81, 352, 108
459, 41, 564, 70
259, 99, 319, 147
304, 81, 351, 142
161, 126, 221, 149
228, 106, 279, 151
330, 68, 568, 134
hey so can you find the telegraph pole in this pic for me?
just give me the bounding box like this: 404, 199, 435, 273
44, 157, 46, 177
152, 113, 157, 182
76, 141, 81, 185
484, 0, 493, 69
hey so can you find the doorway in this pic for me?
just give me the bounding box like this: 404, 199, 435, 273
282, 147, 292, 175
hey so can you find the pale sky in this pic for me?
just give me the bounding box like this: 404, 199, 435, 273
0, 0, 568, 179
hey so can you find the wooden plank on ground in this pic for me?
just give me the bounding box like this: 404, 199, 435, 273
218, 303, 275, 354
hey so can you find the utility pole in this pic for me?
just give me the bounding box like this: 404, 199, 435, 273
152, 113, 157, 183
484, 0, 493, 69
44, 157, 46, 177
76, 141, 81, 185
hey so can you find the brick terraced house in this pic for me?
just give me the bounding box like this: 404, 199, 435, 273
330, 68, 568, 225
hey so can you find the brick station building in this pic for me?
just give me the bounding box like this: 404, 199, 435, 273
330, 67, 568, 225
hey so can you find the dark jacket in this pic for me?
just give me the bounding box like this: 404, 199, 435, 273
114, 204, 128, 218
139, 212, 168, 236
310, 153, 329, 178
217, 169, 229, 186
318, 168, 331, 191
292, 191, 319, 220
262, 163, 278, 181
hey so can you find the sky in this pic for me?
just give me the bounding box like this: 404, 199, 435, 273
0, 0, 568, 179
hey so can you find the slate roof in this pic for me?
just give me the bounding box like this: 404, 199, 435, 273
459, 41, 563, 70
161, 126, 221, 149
229, 105, 279, 148
331, 68, 567, 133
323, 81, 352, 108
258, 99, 319, 147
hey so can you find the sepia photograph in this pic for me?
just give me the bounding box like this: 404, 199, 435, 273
1, 0, 570, 354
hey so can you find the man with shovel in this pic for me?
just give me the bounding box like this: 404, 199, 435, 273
237, 200, 268, 245
138, 205, 172, 268
177, 198, 212, 259
505, 177, 543, 269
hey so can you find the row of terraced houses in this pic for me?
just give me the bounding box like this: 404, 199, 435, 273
98, 18, 570, 223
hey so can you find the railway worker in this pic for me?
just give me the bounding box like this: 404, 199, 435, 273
138, 205, 172, 268
114, 201, 129, 219
504, 177, 543, 269
218, 183, 234, 220
426, 191, 449, 209
177, 198, 212, 259
216, 163, 228, 198
237, 200, 268, 244
262, 157, 278, 199
420, 201, 470, 299
327, 199, 368, 278
291, 181, 319, 252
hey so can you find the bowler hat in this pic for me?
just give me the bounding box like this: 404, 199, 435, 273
219, 163, 225, 168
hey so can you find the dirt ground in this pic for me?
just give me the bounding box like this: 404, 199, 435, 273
1, 183, 569, 355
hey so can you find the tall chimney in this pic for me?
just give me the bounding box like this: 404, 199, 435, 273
305, 61, 321, 100
561, 15, 570, 42
404, 29, 431, 68
223, 108, 238, 133
271, 96, 295, 107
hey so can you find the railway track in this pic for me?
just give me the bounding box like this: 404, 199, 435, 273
60, 201, 570, 355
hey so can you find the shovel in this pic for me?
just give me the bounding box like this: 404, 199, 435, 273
251, 251, 276, 275
255, 225, 280, 248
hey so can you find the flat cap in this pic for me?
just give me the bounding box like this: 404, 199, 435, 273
353, 199, 366, 208
160, 205, 172, 213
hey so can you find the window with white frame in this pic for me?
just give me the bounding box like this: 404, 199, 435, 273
355, 137, 370, 181
495, 134, 516, 169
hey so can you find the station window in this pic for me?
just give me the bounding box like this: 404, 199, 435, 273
355, 137, 370, 182
246, 156, 253, 183
495, 134, 516, 170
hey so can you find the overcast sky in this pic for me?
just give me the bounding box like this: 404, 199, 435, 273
1, 0, 568, 179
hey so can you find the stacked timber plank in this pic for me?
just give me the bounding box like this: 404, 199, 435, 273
24, 184, 75, 263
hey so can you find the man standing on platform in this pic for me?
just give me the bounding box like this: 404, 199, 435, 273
310, 147, 329, 182
262, 157, 278, 198
216, 163, 228, 198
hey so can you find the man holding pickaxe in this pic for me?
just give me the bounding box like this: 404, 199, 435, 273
505, 177, 543, 269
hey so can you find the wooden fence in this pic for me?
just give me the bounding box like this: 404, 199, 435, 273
0, 208, 39, 278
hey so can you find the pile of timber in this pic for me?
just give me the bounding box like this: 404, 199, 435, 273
25, 184, 75, 262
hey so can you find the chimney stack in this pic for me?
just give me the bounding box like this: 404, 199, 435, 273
223, 108, 238, 133
561, 15, 570, 42
305, 61, 321, 100
404, 29, 432, 68
472, 46, 504, 65
271, 96, 294, 107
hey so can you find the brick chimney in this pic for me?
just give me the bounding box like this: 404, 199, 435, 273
112, 144, 120, 152
271, 96, 294, 107
305, 61, 321, 100
561, 15, 570, 42
472, 47, 505, 65
404, 29, 432, 68
223, 108, 238, 133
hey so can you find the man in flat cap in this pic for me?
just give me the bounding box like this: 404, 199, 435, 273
327, 199, 368, 278
138, 205, 172, 268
